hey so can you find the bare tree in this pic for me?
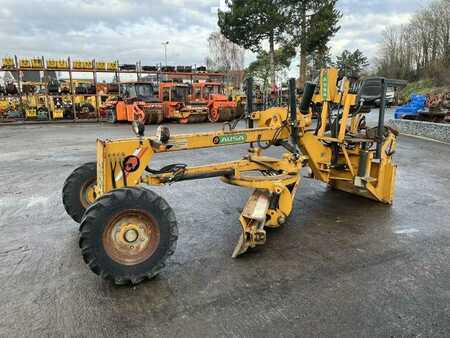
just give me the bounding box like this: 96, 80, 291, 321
207, 32, 245, 88
207, 32, 245, 72
376, 0, 450, 84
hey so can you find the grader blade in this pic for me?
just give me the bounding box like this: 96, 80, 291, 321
232, 190, 270, 258
232, 232, 249, 259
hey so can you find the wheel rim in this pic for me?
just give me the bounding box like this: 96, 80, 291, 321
80, 178, 96, 209
102, 210, 160, 266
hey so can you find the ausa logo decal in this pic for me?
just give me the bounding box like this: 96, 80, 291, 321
213, 134, 247, 145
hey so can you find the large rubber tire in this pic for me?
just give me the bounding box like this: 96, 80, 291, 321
79, 103, 95, 119
80, 104, 90, 115
79, 187, 178, 285
62, 162, 97, 223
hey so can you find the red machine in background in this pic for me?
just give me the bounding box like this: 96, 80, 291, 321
191, 82, 241, 122
101, 79, 243, 125
102, 82, 163, 124
159, 82, 209, 123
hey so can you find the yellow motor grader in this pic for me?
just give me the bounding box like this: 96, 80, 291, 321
62, 68, 399, 285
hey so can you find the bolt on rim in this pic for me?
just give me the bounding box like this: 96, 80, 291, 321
102, 210, 160, 266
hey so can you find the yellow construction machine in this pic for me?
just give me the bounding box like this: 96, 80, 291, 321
23, 94, 49, 120
62, 68, 399, 285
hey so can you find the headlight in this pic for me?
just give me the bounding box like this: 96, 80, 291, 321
132, 120, 145, 137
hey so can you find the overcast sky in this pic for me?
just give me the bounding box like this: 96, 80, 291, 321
0, 0, 431, 70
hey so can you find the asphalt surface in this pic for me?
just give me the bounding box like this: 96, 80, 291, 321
0, 120, 449, 337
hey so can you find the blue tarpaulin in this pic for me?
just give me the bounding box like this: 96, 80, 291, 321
394, 95, 427, 119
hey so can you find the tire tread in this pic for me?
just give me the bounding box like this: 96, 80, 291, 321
62, 162, 97, 223
79, 187, 178, 285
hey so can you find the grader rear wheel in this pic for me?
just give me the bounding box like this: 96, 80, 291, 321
79, 187, 178, 285
62, 162, 97, 223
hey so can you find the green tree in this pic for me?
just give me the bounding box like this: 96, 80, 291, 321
218, 0, 286, 86
246, 46, 296, 89
283, 0, 341, 86
306, 46, 333, 79
335, 49, 369, 78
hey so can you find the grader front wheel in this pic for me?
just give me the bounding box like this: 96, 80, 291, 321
62, 162, 97, 223
79, 187, 178, 285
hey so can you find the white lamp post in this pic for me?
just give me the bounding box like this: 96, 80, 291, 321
162, 41, 169, 67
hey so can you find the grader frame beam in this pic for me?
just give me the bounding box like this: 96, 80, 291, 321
95, 124, 292, 192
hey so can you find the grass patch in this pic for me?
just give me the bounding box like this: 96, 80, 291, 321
400, 79, 450, 101
400, 79, 434, 100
